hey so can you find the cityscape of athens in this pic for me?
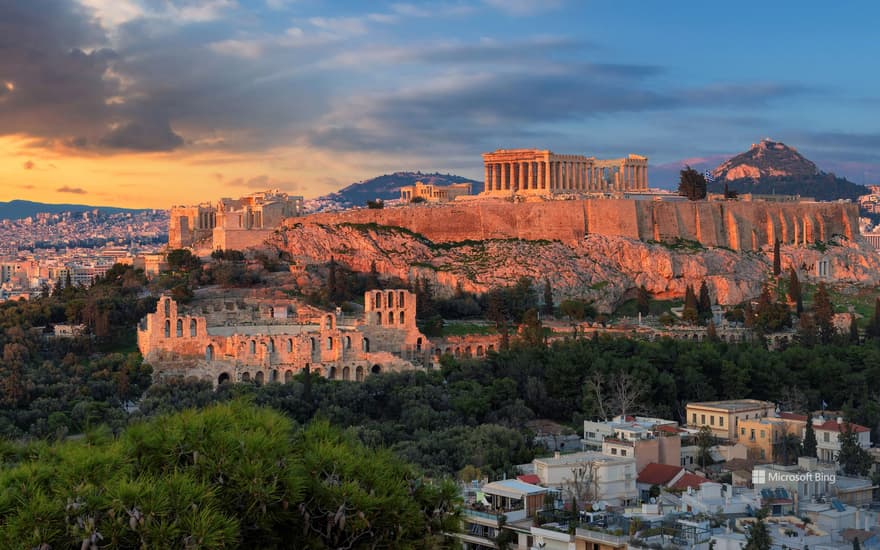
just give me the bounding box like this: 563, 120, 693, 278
2, 2, 880, 549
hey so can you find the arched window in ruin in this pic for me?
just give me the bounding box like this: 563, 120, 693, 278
356, 366, 365, 382
249, 340, 256, 354
270, 369, 278, 383
328, 366, 337, 379
476, 345, 484, 356
268, 307, 274, 318
416, 337, 422, 352
190, 319, 197, 337
255, 371, 264, 385
268, 339, 275, 353
326, 337, 333, 350
345, 336, 351, 349
465, 346, 472, 357
362, 338, 370, 352
326, 314, 333, 329
399, 291, 405, 307
218, 372, 229, 384
176, 318, 183, 337
287, 339, 293, 353
164, 320, 170, 338
371, 364, 381, 374
387, 291, 394, 308
454, 347, 461, 357
374, 292, 381, 308
310, 337, 316, 352
488, 344, 495, 352
376, 312, 382, 325
342, 366, 351, 381
164, 299, 170, 317
242, 372, 251, 382
206, 345, 214, 361
284, 370, 293, 383
399, 311, 405, 325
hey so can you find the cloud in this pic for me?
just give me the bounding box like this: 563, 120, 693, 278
483, 0, 564, 15
226, 174, 300, 190
57, 186, 87, 194
98, 119, 184, 151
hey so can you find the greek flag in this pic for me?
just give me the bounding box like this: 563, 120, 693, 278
822, 400, 828, 409
704, 169, 715, 183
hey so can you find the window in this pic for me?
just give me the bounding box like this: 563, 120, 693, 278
719, 417, 724, 427
692, 413, 697, 424
610, 448, 617, 455
190, 319, 197, 337
621, 449, 627, 456
750, 429, 755, 441
823, 432, 830, 442
741, 428, 746, 436
701, 414, 705, 425
399, 311, 405, 324
326, 337, 333, 350
760, 430, 766, 439
710, 416, 715, 426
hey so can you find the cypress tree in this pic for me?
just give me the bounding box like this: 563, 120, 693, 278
542, 279, 554, 317
788, 267, 803, 315
773, 239, 781, 276
745, 510, 771, 550
698, 281, 712, 320
683, 284, 698, 325
813, 282, 835, 344
802, 415, 817, 457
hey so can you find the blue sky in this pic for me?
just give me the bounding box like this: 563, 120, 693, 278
2, 0, 879, 206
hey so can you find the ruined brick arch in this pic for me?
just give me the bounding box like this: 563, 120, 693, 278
267, 339, 274, 353
362, 338, 370, 352
345, 336, 351, 349
371, 364, 381, 374
206, 345, 214, 361
374, 292, 381, 308
465, 346, 472, 357
176, 318, 183, 337
326, 337, 333, 350
249, 340, 256, 354
286, 339, 293, 353
398, 311, 404, 324
416, 337, 422, 352
325, 314, 334, 329
310, 337, 316, 352
218, 372, 230, 384
284, 370, 293, 383
255, 371, 264, 385
454, 347, 461, 357
164, 299, 170, 317
270, 369, 278, 383
242, 372, 251, 382
476, 345, 484, 356
342, 366, 351, 381
356, 365, 365, 382
444, 347, 451, 355
399, 291, 405, 307
387, 291, 394, 308
488, 344, 495, 352
376, 311, 382, 325
328, 366, 337, 379
190, 319, 197, 337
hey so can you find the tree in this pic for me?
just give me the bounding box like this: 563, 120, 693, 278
801, 415, 817, 458
853, 535, 862, 550
849, 317, 860, 344
837, 422, 873, 476
813, 282, 835, 344
788, 267, 803, 315
683, 284, 699, 324
367, 260, 380, 291
542, 279, 554, 317
698, 281, 712, 321
865, 298, 880, 339
166, 248, 201, 272
636, 285, 650, 316
744, 509, 771, 550
366, 199, 384, 209
773, 239, 781, 276
678, 165, 707, 201
696, 426, 714, 470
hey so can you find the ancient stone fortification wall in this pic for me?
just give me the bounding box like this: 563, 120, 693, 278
294, 199, 858, 251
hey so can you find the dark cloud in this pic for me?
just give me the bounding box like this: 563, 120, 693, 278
57, 186, 87, 194
98, 119, 184, 151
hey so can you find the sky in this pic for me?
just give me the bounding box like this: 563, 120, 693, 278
2, 0, 879, 208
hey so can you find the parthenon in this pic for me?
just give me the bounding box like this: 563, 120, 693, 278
481, 149, 648, 196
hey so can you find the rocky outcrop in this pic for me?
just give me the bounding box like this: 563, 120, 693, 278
291, 198, 859, 252
270, 222, 880, 310
713, 139, 819, 181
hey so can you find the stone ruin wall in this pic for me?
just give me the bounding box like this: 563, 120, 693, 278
293, 199, 858, 251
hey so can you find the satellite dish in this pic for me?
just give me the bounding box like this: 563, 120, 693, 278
650, 497, 657, 504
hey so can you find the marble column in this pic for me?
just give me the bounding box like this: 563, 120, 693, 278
544, 160, 551, 190
494, 163, 501, 191
485, 164, 491, 192
502, 163, 509, 190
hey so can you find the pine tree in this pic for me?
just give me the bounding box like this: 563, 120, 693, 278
772, 239, 781, 276
801, 415, 817, 457
542, 279, 554, 317
745, 510, 771, 550
813, 282, 835, 344
788, 267, 803, 315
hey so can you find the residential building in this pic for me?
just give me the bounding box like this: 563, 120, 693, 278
737, 414, 807, 463
533, 451, 637, 506
685, 400, 775, 441
456, 478, 548, 550
810, 416, 872, 463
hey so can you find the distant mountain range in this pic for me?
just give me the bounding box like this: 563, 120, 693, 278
708, 139, 869, 201
0, 200, 151, 221
306, 171, 481, 212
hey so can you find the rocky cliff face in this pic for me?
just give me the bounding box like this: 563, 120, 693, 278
270, 222, 880, 310
713, 139, 819, 182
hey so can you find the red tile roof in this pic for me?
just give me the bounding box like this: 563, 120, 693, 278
517, 474, 541, 485
778, 412, 808, 422
814, 420, 870, 433
637, 463, 683, 485
654, 424, 683, 434
670, 473, 710, 491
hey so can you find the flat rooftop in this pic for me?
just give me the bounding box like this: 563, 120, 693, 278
687, 399, 774, 412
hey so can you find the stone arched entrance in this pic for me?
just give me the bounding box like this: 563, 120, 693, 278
218, 372, 230, 385
371, 364, 381, 374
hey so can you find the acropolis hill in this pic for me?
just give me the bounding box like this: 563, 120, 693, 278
295, 198, 858, 251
